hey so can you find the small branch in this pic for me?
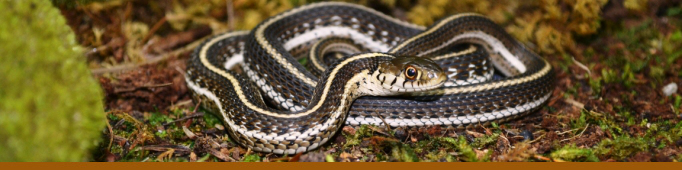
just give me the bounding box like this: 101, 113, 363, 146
529, 133, 545, 144
106, 115, 114, 151
142, 16, 168, 43
91, 35, 207, 75
564, 98, 585, 109
373, 113, 392, 133
192, 98, 202, 113
163, 112, 205, 127
556, 127, 581, 135
560, 123, 590, 142
572, 57, 592, 76
169, 99, 193, 110
141, 145, 191, 155
226, 0, 235, 30
209, 148, 236, 162
113, 82, 173, 93
240, 148, 252, 161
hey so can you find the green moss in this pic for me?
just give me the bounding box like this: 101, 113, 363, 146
390, 144, 419, 162
424, 150, 455, 162
148, 112, 174, 126
242, 154, 261, 162
471, 133, 499, 148
436, 137, 489, 162
664, 30, 682, 66
201, 108, 223, 128
50, 0, 105, 8
652, 121, 682, 146
595, 135, 649, 160
588, 77, 603, 96
601, 69, 618, 84
550, 145, 599, 162
0, 0, 106, 161
621, 64, 636, 88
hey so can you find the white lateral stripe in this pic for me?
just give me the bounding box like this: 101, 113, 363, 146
203, 33, 392, 118
257, 2, 420, 87
242, 64, 305, 111
283, 26, 390, 52
311, 41, 363, 71
345, 91, 551, 126
390, 13, 481, 53
195, 32, 396, 151
440, 59, 549, 94
224, 53, 243, 70
431, 45, 477, 61
418, 31, 527, 73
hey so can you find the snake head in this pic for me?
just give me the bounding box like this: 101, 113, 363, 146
377, 56, 446, 93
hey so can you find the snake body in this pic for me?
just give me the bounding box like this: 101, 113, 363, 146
185, 2, 554, 154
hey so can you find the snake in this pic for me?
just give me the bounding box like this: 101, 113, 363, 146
185, 2, 554, 155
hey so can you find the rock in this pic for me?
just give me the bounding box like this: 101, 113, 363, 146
0, 0, 105, 161
662, 83, 677, 97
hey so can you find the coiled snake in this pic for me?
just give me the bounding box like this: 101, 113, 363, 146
185, 2, 554, 155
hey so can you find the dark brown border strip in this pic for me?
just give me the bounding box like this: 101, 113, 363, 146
2, 162, 681, 170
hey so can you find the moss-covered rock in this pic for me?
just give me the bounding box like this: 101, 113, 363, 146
0, 0, 105, 161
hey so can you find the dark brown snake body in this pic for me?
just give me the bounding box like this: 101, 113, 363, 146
185, 2, 553, 154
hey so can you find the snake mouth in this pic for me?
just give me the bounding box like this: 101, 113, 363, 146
413, 71, 447, 91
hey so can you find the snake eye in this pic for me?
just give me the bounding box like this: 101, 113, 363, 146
405, 66, 417, 80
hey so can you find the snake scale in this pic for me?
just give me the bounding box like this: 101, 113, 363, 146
185, 2, 554, 154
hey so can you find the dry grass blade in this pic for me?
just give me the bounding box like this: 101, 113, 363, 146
91, 35, 207, 75
572, 57, 592, 76
157, 148, 175, 161
209, 148, 236, 162
113, 82, 173, 93
163, 112, 204, 126
141, 145, 191, 155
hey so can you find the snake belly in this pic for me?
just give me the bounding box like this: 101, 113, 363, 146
185, 2, 554, 154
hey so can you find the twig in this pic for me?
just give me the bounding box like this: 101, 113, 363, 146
168, 99, 193, 110
556, 127, 581, 135
163, 112, 205, 126
209, 148, 237, 162
113, 82, 173, 93
373, 112, 392, 133
85, 37, 125, 58
577, 123, 590, 137
479, 121, 492, 135
499, 134, 512, 148
226, 0, 235, 30
91, 36, 207, 75
174, 66, 186, 77
367, 126, 393, 137
123, 1, 132, 22
572, 57, 592, 76
564, 98, 585, 109
142, 16, 167, 43
182, 126, 197, 139
671, 104, 677, 114
528, 133, 545, 144
157, 148, 175, 161
560, 123, 590, 142
241, 148, 252, 161
141, 145, 191, 155
192, 98, 202, 113
78, 2, 105, 26
106, 114, 114, 151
